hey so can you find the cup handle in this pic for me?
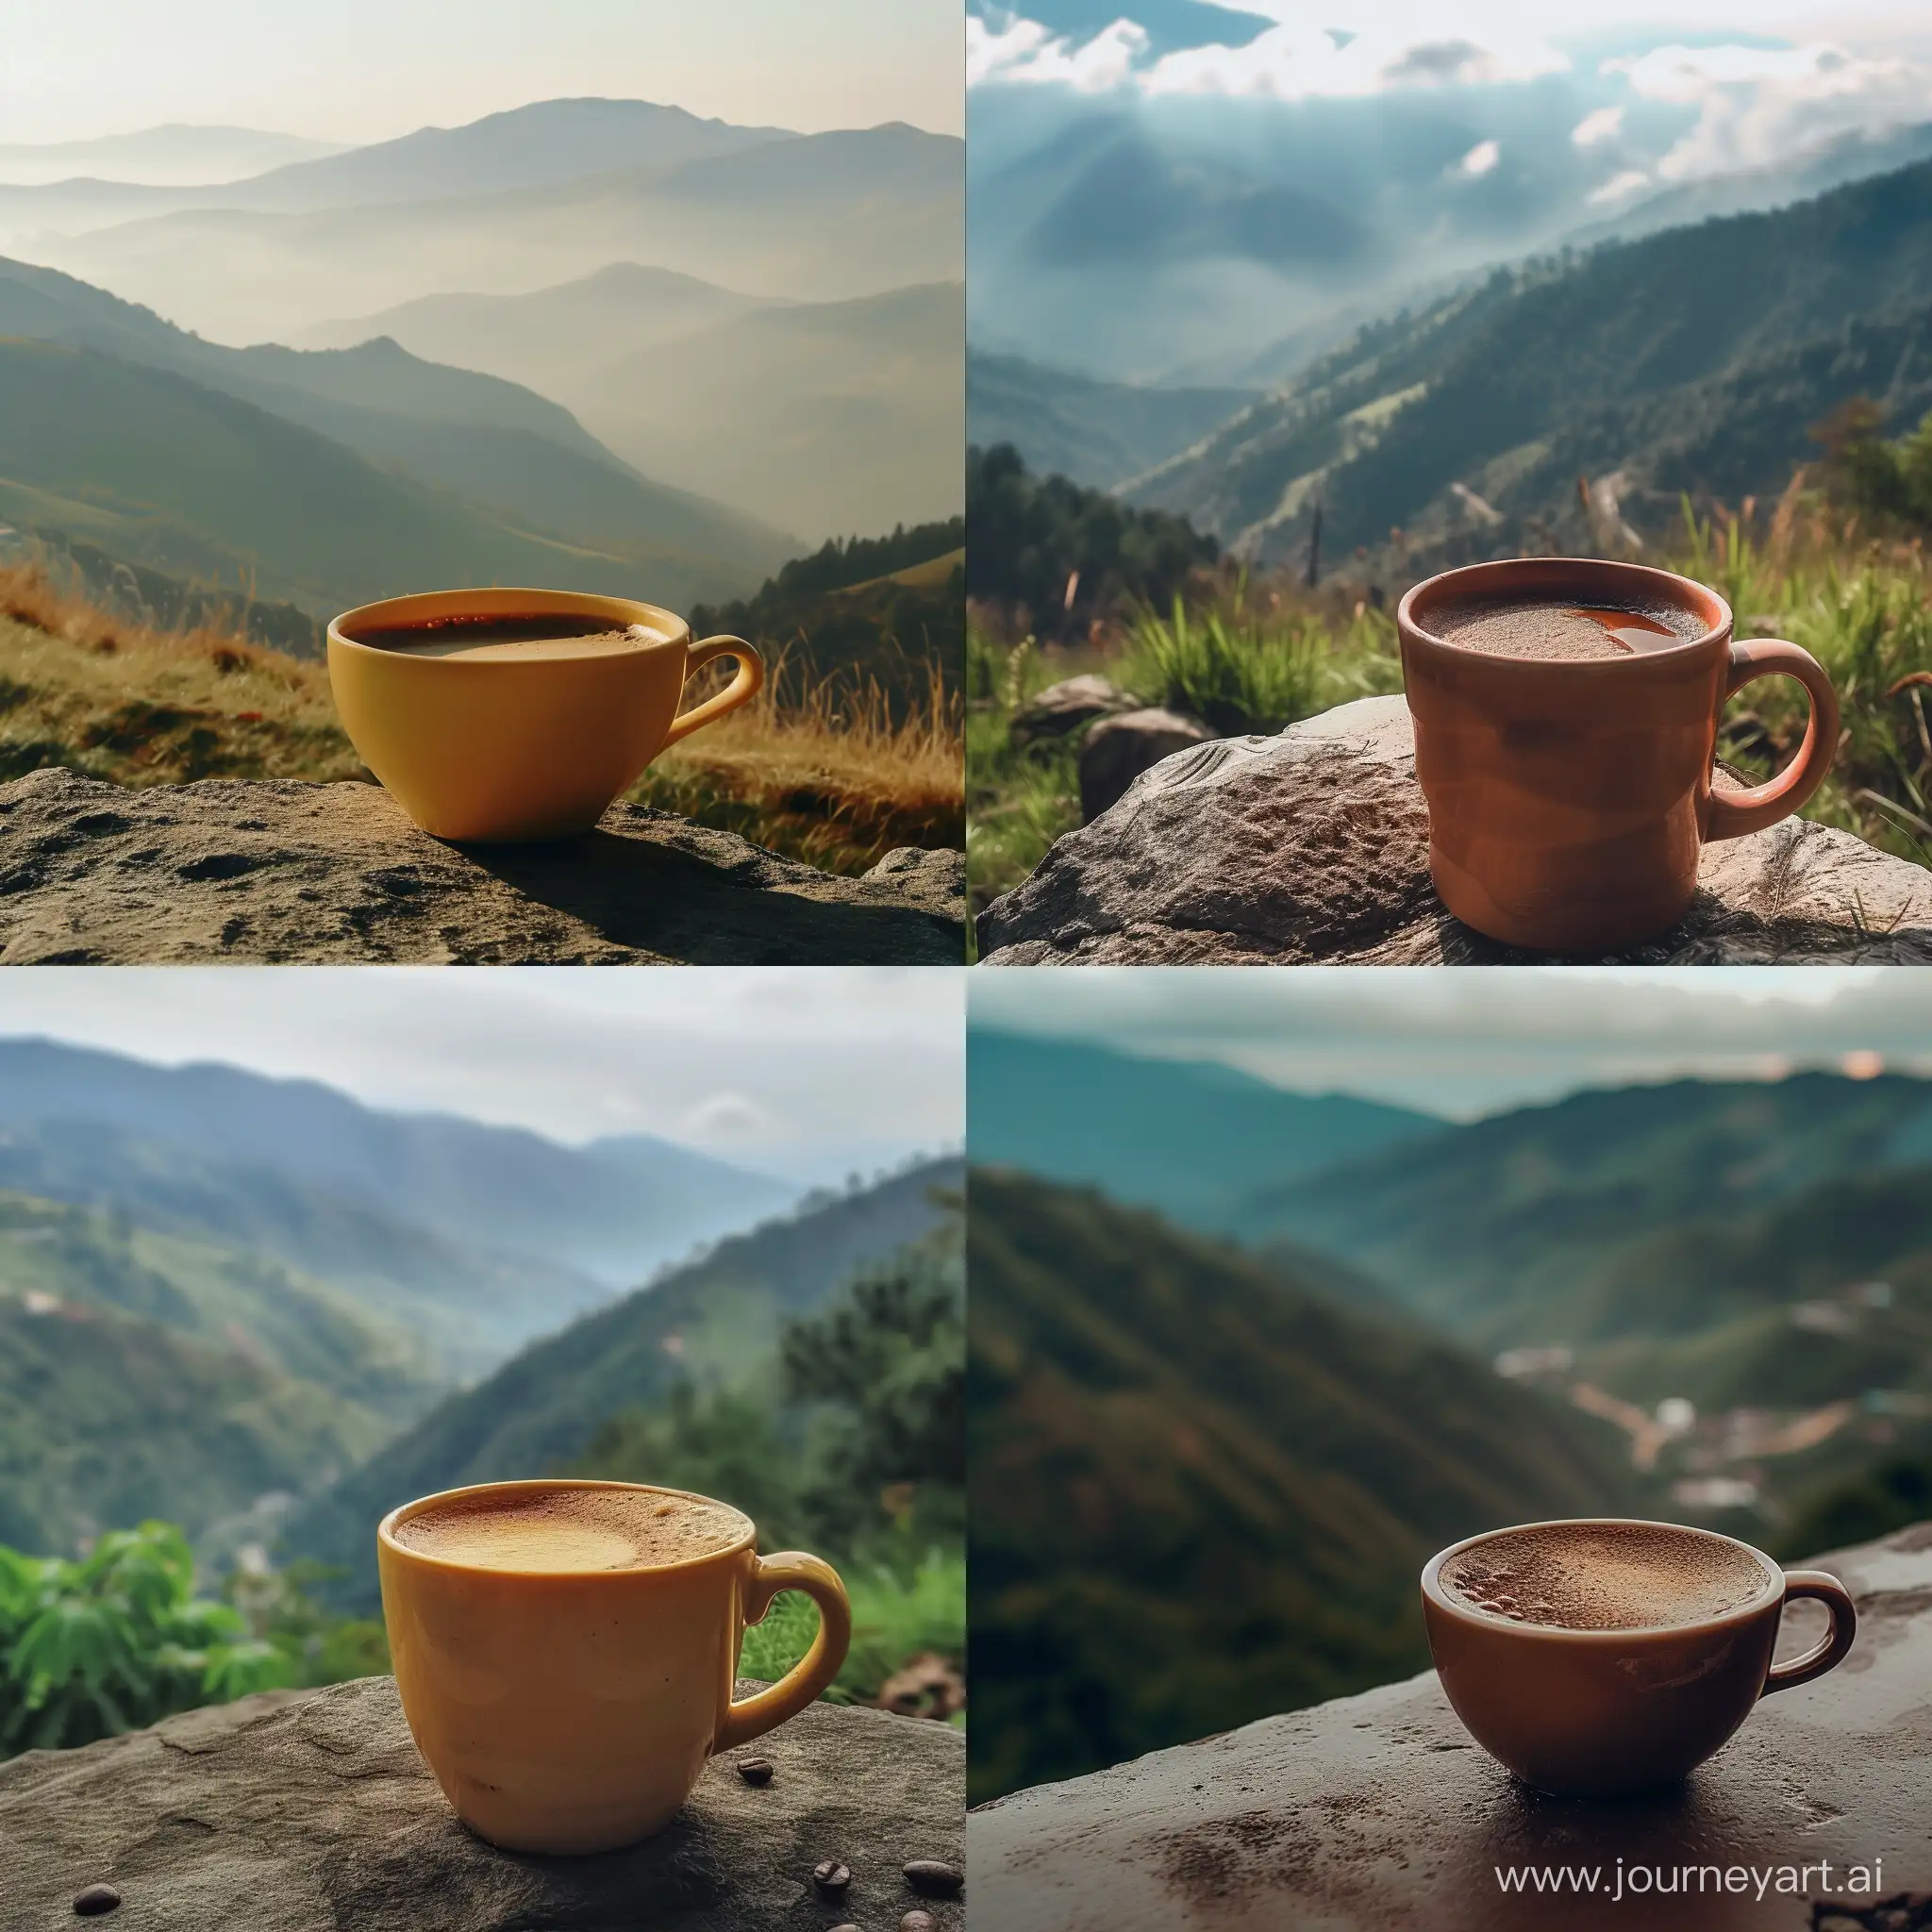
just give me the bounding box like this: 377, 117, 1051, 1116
1760, 1569, 1857, 1695
1706, 639, 1840, 841
714, 1550, 852, 1753
662, 634, 764, 750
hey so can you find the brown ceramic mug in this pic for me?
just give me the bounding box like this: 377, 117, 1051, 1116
1398, 558, 1839, 951
1421, 1519, 1857, 1798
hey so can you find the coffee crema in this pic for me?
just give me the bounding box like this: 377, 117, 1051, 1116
347, 613, 668, 662
1432, 598, 1703, 662
1439, 1524, 1772, 1631
391, 1488, 748, 1574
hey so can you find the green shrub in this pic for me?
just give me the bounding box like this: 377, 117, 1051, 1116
0, 1523, 282, 1756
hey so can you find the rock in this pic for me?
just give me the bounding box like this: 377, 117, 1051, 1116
1010, 675, 1135, 748
1078, 708, 1212, 824
0, 769, 964, 965
980, 695, 1932, 964
0, 1675, 965, 1932
969, 1524, 1932, 1931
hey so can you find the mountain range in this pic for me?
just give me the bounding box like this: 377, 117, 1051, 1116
967, 5, 1932, 384
968, 1167, 1637, 1802
0, 98, 963, 614
7, 118, 962, 347
0, 256, 790, 620
289, 1157, 964, 1608
1124, 158, 1932, 575
968, 1029, 1438, 1224
308, 273, 966, 543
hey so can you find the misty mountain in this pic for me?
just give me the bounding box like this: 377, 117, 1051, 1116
316, 272, 965, 543
28, 124, 963, 346
204, 98, 791, 211
0, 1283, 389, 1558
0, 257, 791, 612
300, 262, 783, 390
1127, 158, 1932, 575
967, 348, 1256, 489
968, 16, 1932, 385
0, 1040, 795, 1295
968, 1168, 1637, 1800
0, 124, 347, 189
1235, 1072, 1932, 1340
288, 1158, 963, 1608
968, 1030, 1439, 1225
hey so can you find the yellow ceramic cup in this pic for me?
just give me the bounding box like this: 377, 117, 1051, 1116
376, 1478, 851, 1855
327, 587, 764, 842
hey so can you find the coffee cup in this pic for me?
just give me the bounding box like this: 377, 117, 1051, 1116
1398, 558, 1839, 951
376, 1478, 850, 1854
1421, 1517, 1856, 1797
328, 587, 763, 842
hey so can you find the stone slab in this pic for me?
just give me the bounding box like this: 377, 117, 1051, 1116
977, 696, 1932, 965
969, 1524, 1932, 1931
0, 768, 965, 966
0, 1674, 965, 1930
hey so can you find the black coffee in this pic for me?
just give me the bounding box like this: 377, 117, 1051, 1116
1434, 598, 1702, 661
347, 614, 665, 661
1440, 1524, 1772, 1630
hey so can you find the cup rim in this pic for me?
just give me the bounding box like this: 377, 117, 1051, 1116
328, 587, 691, 663
1398, 558, 1732, 666
377, 1477, 757, 1580
1421, 1516, 1786, 1641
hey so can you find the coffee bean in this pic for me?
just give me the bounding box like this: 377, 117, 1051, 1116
904, 1858, 964, 1896
811, 1858, 852, 1895
902, 1914, 936, 1932
73, 1887, 121, 1917
736, 1757, 774, 1786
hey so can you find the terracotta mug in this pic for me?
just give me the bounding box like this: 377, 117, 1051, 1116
329, 587, 762, 842
377, 1479, 850, 1854
1398, 558, 1838, 951
1422, 1519, 1856, 1797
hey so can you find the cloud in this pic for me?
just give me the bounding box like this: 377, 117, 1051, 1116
971, 10, 1568, 101
1588, 167, 1652, 206
679, 1090, 783, 1145
1456, 138, 1500, 177
1609, 40, 1932, 181
1571, 104, 1623, 146
967, 12, 1151, 92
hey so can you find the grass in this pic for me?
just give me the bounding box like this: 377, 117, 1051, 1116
969, 495, 1932, 917
737, 1548, 964, 1724
0, 563, 961, 875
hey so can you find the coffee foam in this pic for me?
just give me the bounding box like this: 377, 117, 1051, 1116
1439, 1524, 1771, 1631
1431, 598, 1701, 662
391, 1489, 748, 1574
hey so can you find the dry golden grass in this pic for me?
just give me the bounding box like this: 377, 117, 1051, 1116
0, 564, 961, 874
632, 646, 963, 872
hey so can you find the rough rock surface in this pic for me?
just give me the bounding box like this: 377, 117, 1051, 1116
0, 768, 965, 965
1010, 675, 1136, 748
0, 1674, 965, 1930
978, 695, 1932, 964
1078, 708, 1212, 823
971, 1524, 1932, 1931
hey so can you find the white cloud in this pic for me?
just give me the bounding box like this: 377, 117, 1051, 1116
970, 10, 1569, 102
1609, 40, 1932, 181
966, 13, 1150, 92
1588, 167, 1652, 205
1456, 138, 1500, 176
1572, 104, 1624, 146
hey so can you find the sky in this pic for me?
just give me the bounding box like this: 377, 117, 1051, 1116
0, 969, 963, 1185
970, 1, 1932, 191
0, 0, 964, 149
970, 967, 1932, 1119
